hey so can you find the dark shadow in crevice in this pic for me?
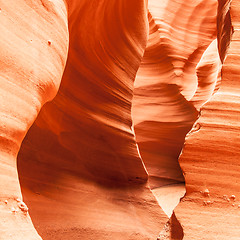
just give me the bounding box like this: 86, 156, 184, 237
157, 211, 183, 240
170, 211, 184, 240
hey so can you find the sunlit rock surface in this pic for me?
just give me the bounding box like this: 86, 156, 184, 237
0, 0, 239, 239
132, 1, 219, 220
18, 1, 167, 239
0, 0, 68, 239
174, 0, 240, 239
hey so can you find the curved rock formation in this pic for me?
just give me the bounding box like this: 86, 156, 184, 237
0, 0, 68, 239
174, 1, 240, 239
17, 1, 167, 239
132, 0, 219, 217
0, 0, 239, 239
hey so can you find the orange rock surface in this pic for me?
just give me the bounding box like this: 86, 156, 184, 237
0, 0, 239, 239
174, 0, 240, 239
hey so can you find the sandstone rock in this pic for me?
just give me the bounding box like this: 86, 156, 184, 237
0, 0, 239, 239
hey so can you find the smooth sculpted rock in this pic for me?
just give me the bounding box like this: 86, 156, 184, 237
132, 0, 219, 217
0, 0, 68, 239
174, 0, 240, 239
17, 1, 167, 240
0, 0, 239, 240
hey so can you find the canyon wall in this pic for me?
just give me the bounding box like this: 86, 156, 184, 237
174, 0, 240, 239
18, 1, 168, 239
0, 0, 239, 239
0, 0, 69, 239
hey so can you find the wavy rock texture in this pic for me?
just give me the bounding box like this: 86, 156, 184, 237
132, 0, 219, 218
174, 0, 240, 239
0, 0, 68, 239
0, 0, 239, 240
17, 1, 167, 240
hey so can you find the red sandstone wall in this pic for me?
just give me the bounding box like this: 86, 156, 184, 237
0, 0, 239, 239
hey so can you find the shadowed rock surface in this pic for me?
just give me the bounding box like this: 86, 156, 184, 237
0, 0, 239, 239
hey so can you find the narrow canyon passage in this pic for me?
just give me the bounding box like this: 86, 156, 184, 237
0, 0, 239, 240
132, 0, 220, 219
18, 1, 168, 239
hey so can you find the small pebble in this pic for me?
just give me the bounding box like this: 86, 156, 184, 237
230, 195, 236, 200
48, 40, 52, 45
223, 195, 230, 202
4, 200, 8, 204
232, 204, 235, 207
238, 205, 240, 208
203, 189, 210, 197
203, 200, 212, 206
18, 201, 28, 212
11, 207, 16, 213
223, 195, 228, 200
16, 198, 21, 203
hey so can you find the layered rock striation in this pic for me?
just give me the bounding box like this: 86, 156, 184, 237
175, 0, 240, 239
18, 1, 167, 239
0, 0, 239, 239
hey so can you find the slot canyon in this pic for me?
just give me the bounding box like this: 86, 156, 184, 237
0, 0, 239, 239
